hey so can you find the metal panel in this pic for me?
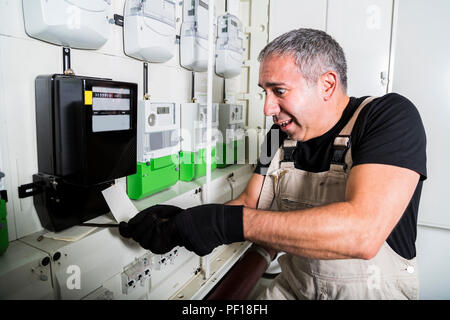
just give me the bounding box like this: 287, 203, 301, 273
416, 225, 450, 299
391, 0, 450, 229
269, 0, 327, 41
327, 0, 393, 97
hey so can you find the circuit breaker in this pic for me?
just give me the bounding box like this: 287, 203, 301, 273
215, 14, 244, 78
124, 0, 177, 63
180, 0, 210, 71
216, 104, 246, 168
127, 101, 180, 199
22, 75, 138, 232
180, 103, 218, 181
22, 0, 111, 49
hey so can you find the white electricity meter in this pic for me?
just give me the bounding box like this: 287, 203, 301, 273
180, 102, 219, 153
180, 0, 210, 72
124, 0, 177, 63
215, 14, 243, 78
137, 101, 180, 162
22, 0, 111, 49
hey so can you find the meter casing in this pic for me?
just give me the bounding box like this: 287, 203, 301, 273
215, 14, 244, 79
124, 0, 177, 63
127, 101, 180, 199
33, 74, 137, 231
179, 103, 218, 181
216, 103, 245, 168
22, 0, 111, 49
180, 0, 210, 71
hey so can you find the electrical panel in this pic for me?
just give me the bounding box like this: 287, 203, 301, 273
217, 103, 246, 167
180, 0, 210, 71
22, 0, 111, 49
124, 0, 177, 63
127, 101, 180, 199
179, 103, 218, 181
30, 75, 137, 231
215, 14, 244, 78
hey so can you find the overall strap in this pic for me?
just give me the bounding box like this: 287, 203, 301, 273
330, 96, 378, 173
256, 139, 296, 210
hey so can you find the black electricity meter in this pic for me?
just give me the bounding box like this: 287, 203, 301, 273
21, 74, 138, 232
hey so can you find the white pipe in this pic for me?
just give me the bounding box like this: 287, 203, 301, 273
205, 0, 215, 206
203, 0, 216, 280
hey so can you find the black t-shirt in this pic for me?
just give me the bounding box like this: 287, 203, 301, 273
255, 93, 427, 259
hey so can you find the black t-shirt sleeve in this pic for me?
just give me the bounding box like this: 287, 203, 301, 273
351, 93, 427, 180
254, 125, 287, 176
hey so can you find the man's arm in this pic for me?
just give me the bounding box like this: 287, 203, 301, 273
243, 163, 420, 260
226, 173, 265, 208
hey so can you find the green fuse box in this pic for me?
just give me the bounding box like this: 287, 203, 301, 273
127, 155, 180, 200
180, 147, 217, 181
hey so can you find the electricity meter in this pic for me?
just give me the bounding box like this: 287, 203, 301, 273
124, 0, 177, 63
22, 0, 111, 49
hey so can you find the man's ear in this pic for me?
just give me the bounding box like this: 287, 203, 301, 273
320, 71, 338, 101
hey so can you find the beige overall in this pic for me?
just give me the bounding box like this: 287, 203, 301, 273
257, 97, 419, 300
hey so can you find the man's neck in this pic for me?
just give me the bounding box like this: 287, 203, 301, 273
313, 94, 350, 139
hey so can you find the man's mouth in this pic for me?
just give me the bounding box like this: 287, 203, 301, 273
276, 119, 293, 128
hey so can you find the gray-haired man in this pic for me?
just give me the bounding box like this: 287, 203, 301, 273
119, 28, 427, 299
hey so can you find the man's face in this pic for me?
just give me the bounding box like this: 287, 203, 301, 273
259, 54, 322, 141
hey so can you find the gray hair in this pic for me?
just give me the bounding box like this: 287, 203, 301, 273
258, 28, 348, 92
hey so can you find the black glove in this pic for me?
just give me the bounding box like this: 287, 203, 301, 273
119, 204, 184, 254
119, 204, 244, 256
175, 204, 244, 256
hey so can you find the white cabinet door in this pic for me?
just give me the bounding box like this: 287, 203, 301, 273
391, 0, 450, 229
327, 0, 393, 97
269, 0, 327, 41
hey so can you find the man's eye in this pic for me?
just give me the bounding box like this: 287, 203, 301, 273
275, 88, 286, 95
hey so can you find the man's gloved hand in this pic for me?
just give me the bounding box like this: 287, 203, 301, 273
119, 205, 184, 254
119, 204, 244, 256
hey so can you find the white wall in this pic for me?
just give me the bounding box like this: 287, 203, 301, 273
0, 0, 233, 240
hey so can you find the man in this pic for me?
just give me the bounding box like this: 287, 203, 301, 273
119, 28, 427, 299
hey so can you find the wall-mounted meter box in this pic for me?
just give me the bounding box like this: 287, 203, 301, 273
215, 14, 244, 78
217, 104, 246, 168
180, 0, 210, 72
180, 103, 218, 181
127, 101, 180, 199
124, 0, 177, 63
0, 171, 8, 255
22, 0, 111, 49
31, 75, 137, 232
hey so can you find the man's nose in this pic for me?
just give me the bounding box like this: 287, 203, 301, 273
263, 94, 279, 117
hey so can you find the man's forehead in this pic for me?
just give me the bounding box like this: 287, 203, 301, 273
258, 54, 301, 86
261, 53, 297, 67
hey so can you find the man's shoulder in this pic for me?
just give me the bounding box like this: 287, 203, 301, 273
355, 92, 421, 127
364, 92, 418, 115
